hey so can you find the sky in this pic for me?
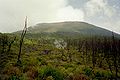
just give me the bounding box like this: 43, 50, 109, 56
0, 0, 120, 33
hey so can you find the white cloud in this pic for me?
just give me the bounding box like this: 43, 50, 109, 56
83, 0, 120, 34
0, 0, 119, 34
56, 6, 84, 22
0, 0, 84, 32
85, 0, 115, 17
100, 19, 120, 34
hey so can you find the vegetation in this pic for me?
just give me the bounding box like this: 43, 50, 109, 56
0, 22, 120, 80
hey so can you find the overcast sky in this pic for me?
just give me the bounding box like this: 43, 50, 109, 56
0, 0, 120, 33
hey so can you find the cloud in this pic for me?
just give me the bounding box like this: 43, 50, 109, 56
85, 0, 115, 17
0, 0, 119, 34
0, 0, 66, 32
82, 0, 120, 33
56, 6, 84, 22
0, 0, 84, 32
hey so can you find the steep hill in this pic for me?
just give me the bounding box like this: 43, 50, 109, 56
16, 21, 120, 38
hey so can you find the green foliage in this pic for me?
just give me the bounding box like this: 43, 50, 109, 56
1, 31, 120, 80
83, 67, 93, 76
0, 34, 16, 70
63, 63, 73, 69
8, 75, 19, 80
24, 39, 37, 45
95, 72, 104, 78
94, 70, 112, 79
38, 66, 64, 80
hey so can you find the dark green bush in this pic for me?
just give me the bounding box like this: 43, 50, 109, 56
8, 75, 20, 80
63, 64, 73, 69
83, 67, 93, 76
39, 66, 64, 80
94, 71, 112, 79
95, 72, 104, 78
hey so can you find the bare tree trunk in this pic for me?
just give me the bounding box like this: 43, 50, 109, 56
112, 32, 118, 78
7, 37, 16, 53
92, 39, 95, 68
17, 17, 27, 64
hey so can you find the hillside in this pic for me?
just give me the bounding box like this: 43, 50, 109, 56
23, 21, 120, 38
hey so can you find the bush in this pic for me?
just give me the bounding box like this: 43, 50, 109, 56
95, 72, 104, 78
67, 73, 88, 80
73, 74, 88, 80
94, 70, 112, 79
23, 66, 38, 80
8, 75, 19, 80
63, 64, 73, 69
3, 66, 21, 77
83, 67, 93, 77
38, 66, 64, 80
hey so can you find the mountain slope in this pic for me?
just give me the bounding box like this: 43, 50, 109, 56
16, 21, 120, 38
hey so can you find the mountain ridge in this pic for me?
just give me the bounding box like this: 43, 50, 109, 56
15, 21, 120, 38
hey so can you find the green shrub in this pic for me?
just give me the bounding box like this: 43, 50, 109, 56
63, 64, 73, 69
83, 67, 93, 76
8, 75, 19, 80
95, 72, 104, 78
8, 75, 26, 80
38, 66, 64, 80
103, 71, 112, 78
94, 70, 112, 79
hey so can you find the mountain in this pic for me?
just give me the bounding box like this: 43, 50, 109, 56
16, 21, 120, 38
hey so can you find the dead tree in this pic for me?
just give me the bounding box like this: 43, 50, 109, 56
111, 32, 118, 78
91, 38, 95, 68
17, 17, 27, 64
7, 37, 16, 53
